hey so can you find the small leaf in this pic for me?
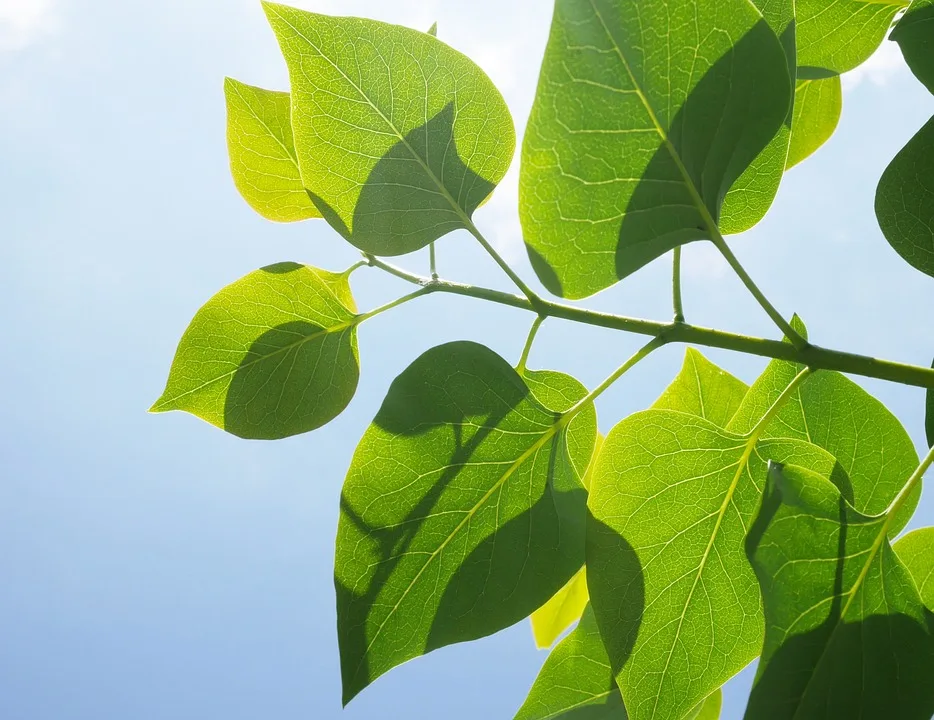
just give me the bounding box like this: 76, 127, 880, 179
786, 76, 842, 169
519, 0, 791, 299
652, 348, 748, 428
876, 117, 934, 278
894, 527, 934, 609
531, 566, 590, 651
263, 2, 514, 256
744, 463, 934, 719
335, 344, 596, 703
588, 409, 842, 720
720, 0, 795, 235
151, 263, 359, 440
224, 78, 320, 222
516, 604, 626, 720
892, 0, 934, 94
728, 317, 920, 533
796, 0, 906, 76
427, 21, 438, 37
688, 691, 721, 720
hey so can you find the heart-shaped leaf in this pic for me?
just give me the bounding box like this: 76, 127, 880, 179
263, 2, 514, 256
151, 262, 359, 439
335, 343, 596, 703
519, 0, 791, 299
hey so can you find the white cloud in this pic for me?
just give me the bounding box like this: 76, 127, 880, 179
0, 0, 57, 52
842, 38, 906, 92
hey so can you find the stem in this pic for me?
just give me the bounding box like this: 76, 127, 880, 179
463, 217, 542, 308
712, 235, 806, 347
362, 256, 934, 389
517, 315, 546, 373
354, 287, 432, 324
672, 246, 685, 323
886, 443, 934, 526
343, 259, 369, 278
429, 243, 438, 280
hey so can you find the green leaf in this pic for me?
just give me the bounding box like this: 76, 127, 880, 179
876, 117, 934, 278
927, 359, 934, 447
786, 76, 842, 169
587, 409, 842, 720
892, 0, 934, 94
744, 463, 934, 719
651, 348, 748, 428
796, 0, 907, 76
689, 690, 721, 720
516, 604, 625, 720
262, 2, 514, 256
519, 0, 791, 299
727, 317, 920, 533
224, 78, 320, 222
151, 262, 359, 440
427, 21, 438, 37
895, 527, 934, 609
719, 0, 795, 235
335, 343, 597, 703
531, 563, 590, 651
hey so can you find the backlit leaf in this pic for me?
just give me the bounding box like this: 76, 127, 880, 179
151, 262, 358, 440
588, 409, 841, 720
796, 0, 906, 76
531, 564, 590, 651
892, 0, 934, 94
727, 318, 920, 533
786, 76, 842, 169
876, 117, 934, 278
224, 78, 320, 222
335, 343, 596, 703
652, 348, 748, 428
744, 463, 934, 719
894, 527, 934, 609
689, 690, 722, 720
519, 0, 791, 299
263, 2, 514, 256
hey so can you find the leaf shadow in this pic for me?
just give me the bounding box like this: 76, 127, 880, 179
309, 101, 496, 257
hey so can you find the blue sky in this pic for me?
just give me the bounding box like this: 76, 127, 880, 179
2, 1, 934, 718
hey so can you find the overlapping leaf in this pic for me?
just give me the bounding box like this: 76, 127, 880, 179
786, 76, 842, 169
262, 2, 514, 256
651, 348, 748, 428
727, 318, 920, 532
745, 463, 934, 719
224, 78, 320, 222
892, 0, 934, 94
588, 408, 842, 720
895, 527, 934, 609
796, 0, 907, 76
519, 0, 791, 299
335, 343, 596, 703
151, 262, 359, 439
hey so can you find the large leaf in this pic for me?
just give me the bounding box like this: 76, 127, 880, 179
151, 262, 358, 439
262, 2, 514, 256
744, 463, 934, 719
727, 318, 920, 532
719, 0, 796, 235
796, 0, 907, 76
516, 605, 626, 720
652, 348, 748, 428
892, 0, 934, 94
224, 78, 320, 222
335, 343, 597, 703
895, 527, 934, 609
519, 0, 791, 299
876, 117, 934, 279
786, 76, 842, 169
587, 409, 842, 720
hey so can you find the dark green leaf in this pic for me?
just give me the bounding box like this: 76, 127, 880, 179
892, 0, 934, 94
796, 0, 906, 76
652, 348, 748, 428
224, 78, 320, 222
519, 0, 791, 299
876, 117, 934, 278
745, 463, 934, 719
335, 344, 596, 703
262, 2, 514, 256
588, 409, 840, 720
151, 262, 359, 439
786, 76, 842, 169
728, 317, 920, 533
894, 527, 934, 609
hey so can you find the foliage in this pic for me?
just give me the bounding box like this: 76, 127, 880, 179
153, 1, 934, 717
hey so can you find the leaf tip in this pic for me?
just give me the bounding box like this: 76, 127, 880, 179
427, 21, 438, 37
